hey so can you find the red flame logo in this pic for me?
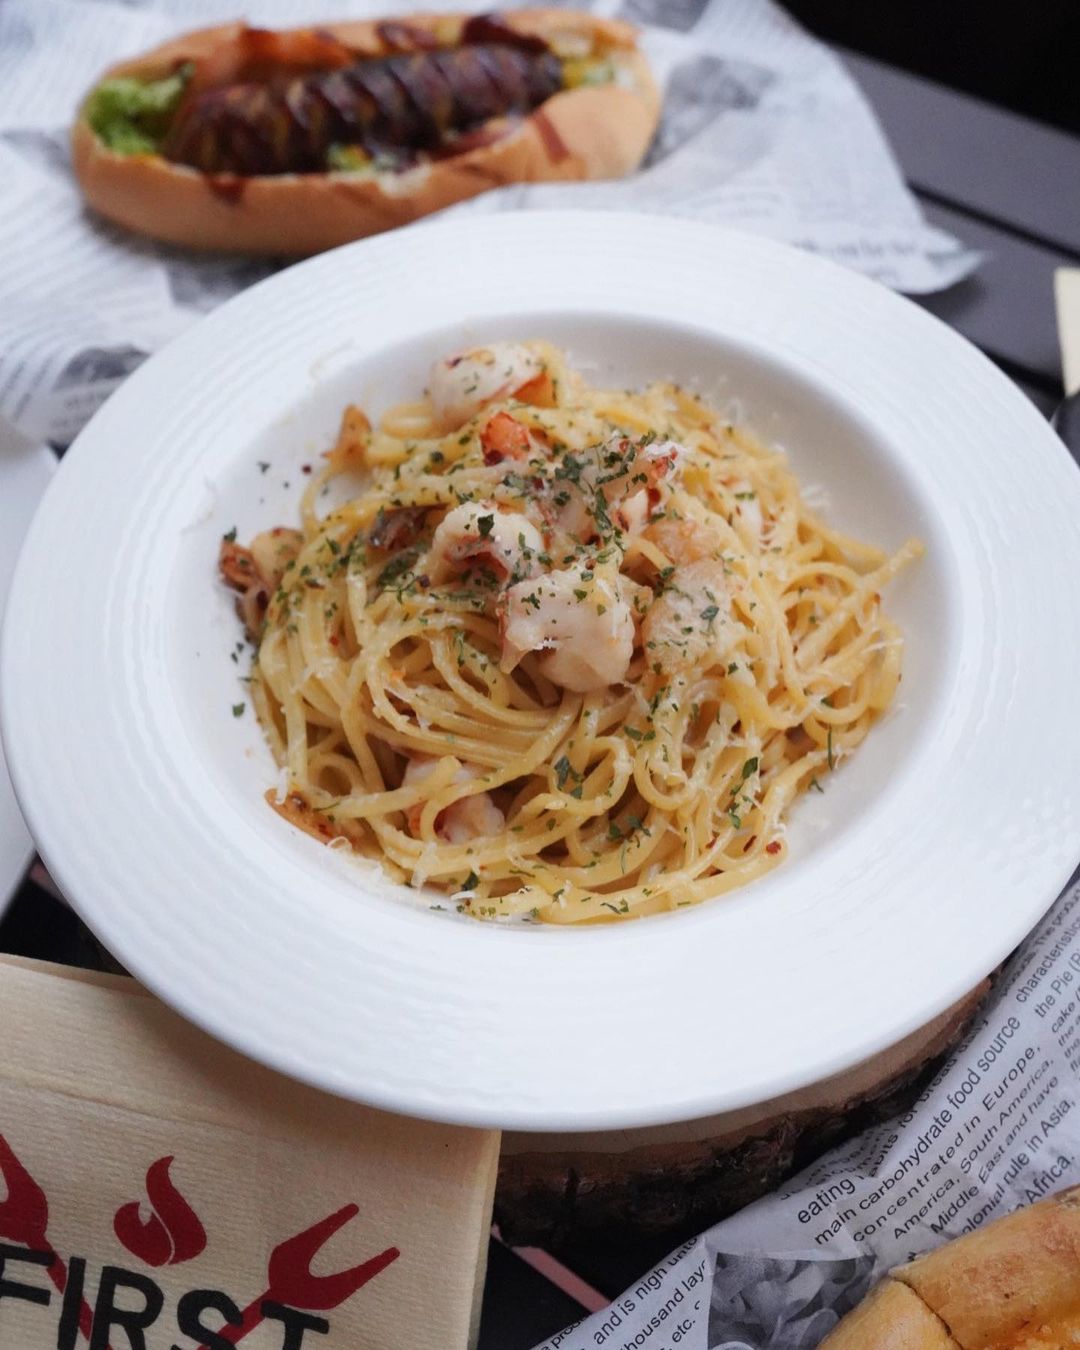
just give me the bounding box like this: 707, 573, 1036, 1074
113, 1156, 207, 1267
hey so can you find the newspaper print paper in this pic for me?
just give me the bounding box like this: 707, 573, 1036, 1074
535, 868, 1080, 1349
0, 0, 978, 445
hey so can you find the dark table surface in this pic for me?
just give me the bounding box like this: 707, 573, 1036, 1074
3, 46, 1079, 1350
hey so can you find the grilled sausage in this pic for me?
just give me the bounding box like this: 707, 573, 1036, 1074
163, 44, 565, 175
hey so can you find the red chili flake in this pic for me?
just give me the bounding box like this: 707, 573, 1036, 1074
766, 840, 781, 855
742, 834, 757, 854
329, 635, 340, 646
302, 463, 313, 475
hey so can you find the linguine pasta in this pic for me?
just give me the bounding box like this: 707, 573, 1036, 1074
220, 341, 920, 923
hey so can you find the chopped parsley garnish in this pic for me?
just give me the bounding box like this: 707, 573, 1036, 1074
375, 550, 418, 592
592, 489, 614, 538
554, 452, 587, 485
231, 702, 245, 717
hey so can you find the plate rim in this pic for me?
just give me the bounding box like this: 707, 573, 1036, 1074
4, 210, 1080, 1129
0, 434, 56, 916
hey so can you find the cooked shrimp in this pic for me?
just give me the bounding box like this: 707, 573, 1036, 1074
642, 559, 734, 671
644, 515, 723, 566
402, 755, 505, 842
219, 527, 302, 640
546, 480, 595, 542
500, 564, 637, 692
607, 437, 685, 532
219, 539, 259, 593
626, 438, 684, 500
248, 527, 303, 590
480, 411, 533, 465
325, 403, 371, 472
428, 501, 544, 584
429, 343, 543, 432
548, 435, 686, 541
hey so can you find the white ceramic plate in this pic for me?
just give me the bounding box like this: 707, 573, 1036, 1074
4, 212, 1080, 1129
0, 426, 56, 915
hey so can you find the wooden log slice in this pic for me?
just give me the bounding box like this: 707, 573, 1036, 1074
496, 980, 991, 1250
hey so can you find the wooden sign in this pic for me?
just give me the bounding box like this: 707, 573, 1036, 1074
0, 956, 500, 1349
1056, 267, 1080, 394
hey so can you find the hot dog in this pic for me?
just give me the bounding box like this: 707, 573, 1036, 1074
72, 10, 661, 255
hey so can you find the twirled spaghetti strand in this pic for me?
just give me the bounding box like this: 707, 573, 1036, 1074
227, 343, 920, 923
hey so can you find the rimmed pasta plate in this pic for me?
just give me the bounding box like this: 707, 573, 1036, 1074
4, 212, 1080, 1129
0, 432, 55, 914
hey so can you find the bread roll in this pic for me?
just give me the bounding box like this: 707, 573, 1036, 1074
822, 1185, 1080, 1349
820, 1279, 959, 1350
71, 10, 660, 254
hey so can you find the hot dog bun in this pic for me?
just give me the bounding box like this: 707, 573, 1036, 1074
821, 1184, 1080, 1349
71, 11, 660, 255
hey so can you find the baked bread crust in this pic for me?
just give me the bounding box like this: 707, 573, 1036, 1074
821, 1279, 959, 1349
71, 10, 660, 254
822, 1184, 1080, 1349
